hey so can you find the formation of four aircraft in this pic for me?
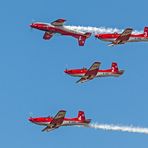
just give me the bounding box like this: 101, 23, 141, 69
29, 18, 147, 132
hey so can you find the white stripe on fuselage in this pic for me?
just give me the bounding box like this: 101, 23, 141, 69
128, 37, 148, 42
62, 120, 86, 126
96, 72, 120, 77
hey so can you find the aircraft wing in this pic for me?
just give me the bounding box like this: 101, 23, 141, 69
42, 126, 57, 132
113, 28, 133, 45
42, 110, 66, 132
51, 19, 66, 26
43, 31, 54, 40
76, 62, 101, 83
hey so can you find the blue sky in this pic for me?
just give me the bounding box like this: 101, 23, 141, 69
0, 0, 148, 147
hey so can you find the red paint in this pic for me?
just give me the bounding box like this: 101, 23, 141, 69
64, 62, 124, 76
95, 27, 148, 45
30, 19, 91, 46
29, 111, 91, 128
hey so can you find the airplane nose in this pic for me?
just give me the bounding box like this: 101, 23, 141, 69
95, 34, 99, 38
28, 117, 33, 122
30, 23, 38, 28
64, 69, 68, 73
95, 34, 101, 38
64, 69, 72, 74
30, 23, 34, 28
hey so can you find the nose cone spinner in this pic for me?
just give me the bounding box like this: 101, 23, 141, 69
95, 34, 103, 39
64, 69, 68, 74
28, 117, 34, 122
30, 23, 36, 28
64, 69, 73, 75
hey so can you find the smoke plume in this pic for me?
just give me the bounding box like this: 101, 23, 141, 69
65, 26, 142, 35
88, 123, 148, 134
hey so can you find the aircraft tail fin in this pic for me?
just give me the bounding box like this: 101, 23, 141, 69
111, 62, 119, 72
78, 111, 85, 121
78, 33, 91, 46
144, 27, 148, 37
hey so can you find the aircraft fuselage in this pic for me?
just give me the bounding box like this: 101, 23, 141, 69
29, 117, 91, 127
96, 33, 148, 43
30, 22, 86, 38
65, 69, 124, 78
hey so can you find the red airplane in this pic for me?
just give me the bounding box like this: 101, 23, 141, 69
30, 19, 91, 46
64, 62, 124, 83
29, 110, 91, 132
95, 27, 148, 46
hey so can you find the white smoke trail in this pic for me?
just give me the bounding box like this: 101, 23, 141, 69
65, 25, 143, 35
89, 123, 148, 135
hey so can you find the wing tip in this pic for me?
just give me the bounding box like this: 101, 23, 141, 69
59, 110, 66, 112
94, 61, 101, 65
126, 27, 133, 30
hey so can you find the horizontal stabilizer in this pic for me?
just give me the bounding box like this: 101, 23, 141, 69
51, 19, 66, 26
